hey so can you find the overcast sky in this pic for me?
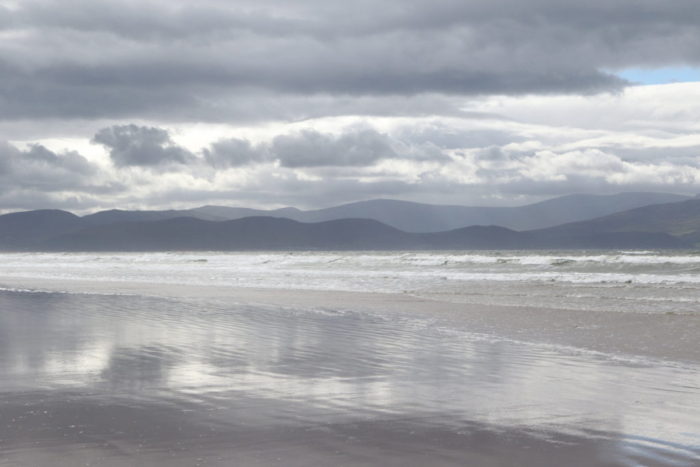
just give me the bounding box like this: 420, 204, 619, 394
1, 0, 700, 212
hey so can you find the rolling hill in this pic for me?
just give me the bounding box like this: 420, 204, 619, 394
192, 192, 691, 232
0, 193, 697, 251
536, 198, 700, 246
41, 216, 689, 252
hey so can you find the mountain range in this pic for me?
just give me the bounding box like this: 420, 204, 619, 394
0, 192, 698, 251
22, 191, 689, 234
193, 192, 692, 233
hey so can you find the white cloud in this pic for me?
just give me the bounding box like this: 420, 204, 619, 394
3, 81, 700, 211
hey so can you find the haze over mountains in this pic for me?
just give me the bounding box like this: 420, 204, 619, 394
537, 198, 700, 245
192, 192, 692, 233
0, 192, 697, 251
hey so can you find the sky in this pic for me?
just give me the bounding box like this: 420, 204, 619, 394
1, 0, 700, 213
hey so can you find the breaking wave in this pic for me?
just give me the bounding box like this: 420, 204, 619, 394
1, 250, 699, 314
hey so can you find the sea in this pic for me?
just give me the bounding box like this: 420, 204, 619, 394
1, 249, 700, 314
1, 250, 699, 466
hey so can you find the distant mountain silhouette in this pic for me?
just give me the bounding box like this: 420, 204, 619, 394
192, 192, 691, 232
45, 217, 411, 251
536, 198, 700, 245
82, 209, 227, 226
0, 193, 696, 252
0, 209, 85, 249
41, 217, 689, 252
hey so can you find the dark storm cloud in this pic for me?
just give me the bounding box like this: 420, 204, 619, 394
92, 125, 195, 167
200, 128, 450, 169
2, 0, 700, 121
88, 124, 449, 171
134, 126, 449, 170
272, 129, 399, 168
0, 141, 94, 187
22, 144, 96, 175
203, 138, 264, 168
0, 141, 123, 210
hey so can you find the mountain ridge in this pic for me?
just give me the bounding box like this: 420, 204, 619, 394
0, 193, 697, 251
191, 192, 692, 232
38, 215, 692, 252
536, 198, 700, 244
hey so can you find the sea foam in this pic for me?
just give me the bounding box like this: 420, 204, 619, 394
1, 250, 699, 314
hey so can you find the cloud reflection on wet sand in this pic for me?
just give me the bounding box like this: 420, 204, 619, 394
1, 290, 699, 466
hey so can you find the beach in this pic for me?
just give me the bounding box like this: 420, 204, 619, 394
1, 251, 700, 466
4, 0, 699, 464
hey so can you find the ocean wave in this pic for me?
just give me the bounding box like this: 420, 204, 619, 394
2, 252, 700, 299
4, 251, 700, 267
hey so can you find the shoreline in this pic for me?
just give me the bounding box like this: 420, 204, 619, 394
1, 275, 698, 365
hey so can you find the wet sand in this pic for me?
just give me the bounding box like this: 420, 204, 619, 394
1, 278, 700, 466
1, 275, 699, 364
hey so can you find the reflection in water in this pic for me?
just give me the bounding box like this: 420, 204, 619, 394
0, 290, 699, 466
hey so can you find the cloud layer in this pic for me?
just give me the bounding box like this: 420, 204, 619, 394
5, 81, 700, 213
0, 140, 123, 210
1, 0, 699, 122
0, 1, 699, 211
93, 125, 195, 167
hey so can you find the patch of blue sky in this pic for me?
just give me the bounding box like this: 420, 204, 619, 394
615, 67, 700, 85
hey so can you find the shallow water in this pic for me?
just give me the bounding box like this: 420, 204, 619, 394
1, 289, 699, 466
